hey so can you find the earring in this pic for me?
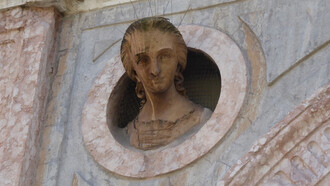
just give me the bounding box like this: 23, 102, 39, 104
135, 80, 146, 109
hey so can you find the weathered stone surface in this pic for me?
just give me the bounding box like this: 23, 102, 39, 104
240, 0, 330, 83
34, 14, 80, 186
221, 84, 330, 186
0, 0, 242, 14
0, 6, 57, 186
0, 0, 141, 13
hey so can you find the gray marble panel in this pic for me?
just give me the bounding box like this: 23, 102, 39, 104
240, 0, 330, 83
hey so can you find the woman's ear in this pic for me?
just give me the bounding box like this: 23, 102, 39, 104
175, 64, 182, 75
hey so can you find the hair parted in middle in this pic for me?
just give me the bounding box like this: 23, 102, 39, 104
120, 17, 187, 105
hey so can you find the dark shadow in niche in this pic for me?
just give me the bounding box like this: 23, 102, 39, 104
107, 48, 221, 147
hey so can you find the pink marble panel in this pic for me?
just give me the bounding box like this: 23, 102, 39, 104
0, 7, 56, 186
82, 25, 247, 178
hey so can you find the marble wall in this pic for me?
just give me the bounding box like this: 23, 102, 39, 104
0, 7, 57, 186
222, 84, 330, 185
0, 0, 329, 185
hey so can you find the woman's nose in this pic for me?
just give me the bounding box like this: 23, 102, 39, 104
150, 60, 160, 77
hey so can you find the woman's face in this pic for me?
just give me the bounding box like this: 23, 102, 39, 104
129, 30, 179, 94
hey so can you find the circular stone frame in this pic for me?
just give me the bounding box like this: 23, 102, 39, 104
82, 25, 247, 178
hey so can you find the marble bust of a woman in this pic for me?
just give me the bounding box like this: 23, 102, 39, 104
120, 17, 212, 150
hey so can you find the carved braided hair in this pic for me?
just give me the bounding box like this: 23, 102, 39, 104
120, 17, 187, 105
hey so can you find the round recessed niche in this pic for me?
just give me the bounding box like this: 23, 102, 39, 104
82, 25, 247, 178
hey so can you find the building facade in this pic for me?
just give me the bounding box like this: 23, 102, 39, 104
0, 0, 329, 185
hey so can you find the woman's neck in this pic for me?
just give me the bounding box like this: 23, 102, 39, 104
138, 84, 193, 122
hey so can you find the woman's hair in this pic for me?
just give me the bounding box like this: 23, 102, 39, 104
120, 17, 187, 104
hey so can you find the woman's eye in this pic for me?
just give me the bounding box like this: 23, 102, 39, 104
137, 56, 148, 64
159, 54, 171, 60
